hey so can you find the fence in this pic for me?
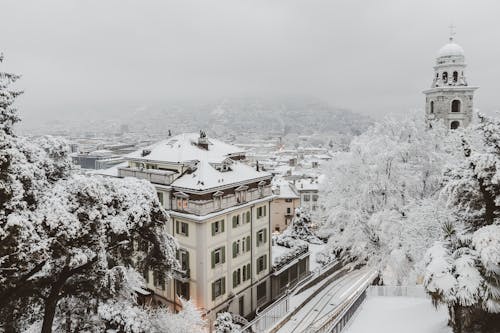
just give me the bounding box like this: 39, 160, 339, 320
240, 293, 290, 333
366, 285, 427, 298
313, 289, 367, 333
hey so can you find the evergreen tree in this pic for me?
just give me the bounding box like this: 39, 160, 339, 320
424, 114, 500, 333
0, 55, 203, 332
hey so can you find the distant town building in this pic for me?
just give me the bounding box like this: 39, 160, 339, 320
423, 29, 478, 129
295, 178, 320, 212
72, 150, 122, 169
271, 180, 300, 233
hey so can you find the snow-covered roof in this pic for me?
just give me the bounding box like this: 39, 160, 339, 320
172, 160, 270, 191
437, 41, 464, 58
125, 133, 245, 163
275, 180, 299, 199
295, 178, 320, 191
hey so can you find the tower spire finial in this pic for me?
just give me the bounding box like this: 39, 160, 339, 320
449, 24, 456, 42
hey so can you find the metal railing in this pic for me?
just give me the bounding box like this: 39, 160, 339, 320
313, 289, 367, 333
240, 293, 290, 333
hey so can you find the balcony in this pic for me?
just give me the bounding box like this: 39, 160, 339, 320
174, 186, 272, 216
172, 267, 190, 283
118, 166, 175, 185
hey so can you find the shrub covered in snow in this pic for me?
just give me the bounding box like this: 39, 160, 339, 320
424, 114, 500, 333
214, 312, 240, 333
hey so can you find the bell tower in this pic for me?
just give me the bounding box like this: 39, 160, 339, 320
423, 26, 478, 129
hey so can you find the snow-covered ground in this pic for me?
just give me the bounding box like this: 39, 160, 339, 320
345, 296, 451, 333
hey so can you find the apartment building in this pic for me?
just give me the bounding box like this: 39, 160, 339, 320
271, 180, 300, 233
295, 178, 320, 212
115, 132, 274, 321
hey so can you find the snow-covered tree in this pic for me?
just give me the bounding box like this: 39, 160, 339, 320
424, 114, 500, 333
0, 55, 203, 332
275, 207, 323, 246
318, 114, 460, 284
214, 312, 240, 333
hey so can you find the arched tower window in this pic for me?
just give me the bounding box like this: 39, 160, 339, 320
430, 101, 434, 114
442, 72, 448, 83
450, 121, 460, 130
451, 99, 461, 113
453, 71, 458, 82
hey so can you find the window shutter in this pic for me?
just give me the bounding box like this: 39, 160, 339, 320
246, 211, 250, 223
246, 236, 251, 252
247, 264, 251, 279
263, 228, 267, 243
264, 255, 267, 270
176, 220, 179, 234
221, 247, 226, 263
222, 277, 226, 295
185, 251, 190, 268
233, 271, 237, 288
185, 223, 189, 237
212, 223, 215, 236
221, 220, 225, 232
264, 205, 267, 216
212, 282, 216, 300
211, 250, 215, 268
232, 216, 237, 228
233, 242, 237, 258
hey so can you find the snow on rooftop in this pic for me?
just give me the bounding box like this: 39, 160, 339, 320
125, 132, 245, 163
274, 179, 299, 199
172, 160, 270, 191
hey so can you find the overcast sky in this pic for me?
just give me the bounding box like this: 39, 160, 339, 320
1, 0, 500, 123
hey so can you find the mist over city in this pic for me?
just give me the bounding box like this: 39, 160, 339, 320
0, 1, 499, 333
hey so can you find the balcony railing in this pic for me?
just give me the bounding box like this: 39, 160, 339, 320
174, 186, 272, 216
118, 167, 175, 185
172, 268, 190, 283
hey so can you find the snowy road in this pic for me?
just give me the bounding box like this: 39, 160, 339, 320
277, 268, 374, 333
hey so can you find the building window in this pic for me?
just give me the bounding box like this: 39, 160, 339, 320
233, 268, 242, 288
242, 236, 250, 253
451, 99, 461, 113
256, 228, 267, 247
303, 194, 310, 202
232, 240, 240, 258
242, 263, 251, 281
285, 198, 292, 203
176, 249, 190, 271
176, 221, 189, 237
312, 194, 319, 202
212, 277, 226, 300
442, 71, 448, 83
257, 282, 266, 302
157, 192, 164, 206
453, 71, 458, 82
177, 198, 188, 211
211, 247, 226, 268
212, 220, 225, 236
232, 215, 241, 228
257, 206, 267, 218
176, 280, 189, 299
246, 211, 251, 223
256, 254, 267, 274
430, 101, 434, 114
450, 121, 460, 130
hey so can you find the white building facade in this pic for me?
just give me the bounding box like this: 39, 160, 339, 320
116, 132, 274, 322
423, 32, 478, 129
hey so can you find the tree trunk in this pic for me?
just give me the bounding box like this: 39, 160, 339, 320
41, 269, 69, 333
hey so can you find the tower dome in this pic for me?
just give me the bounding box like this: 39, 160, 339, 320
437, 41, 465, 58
